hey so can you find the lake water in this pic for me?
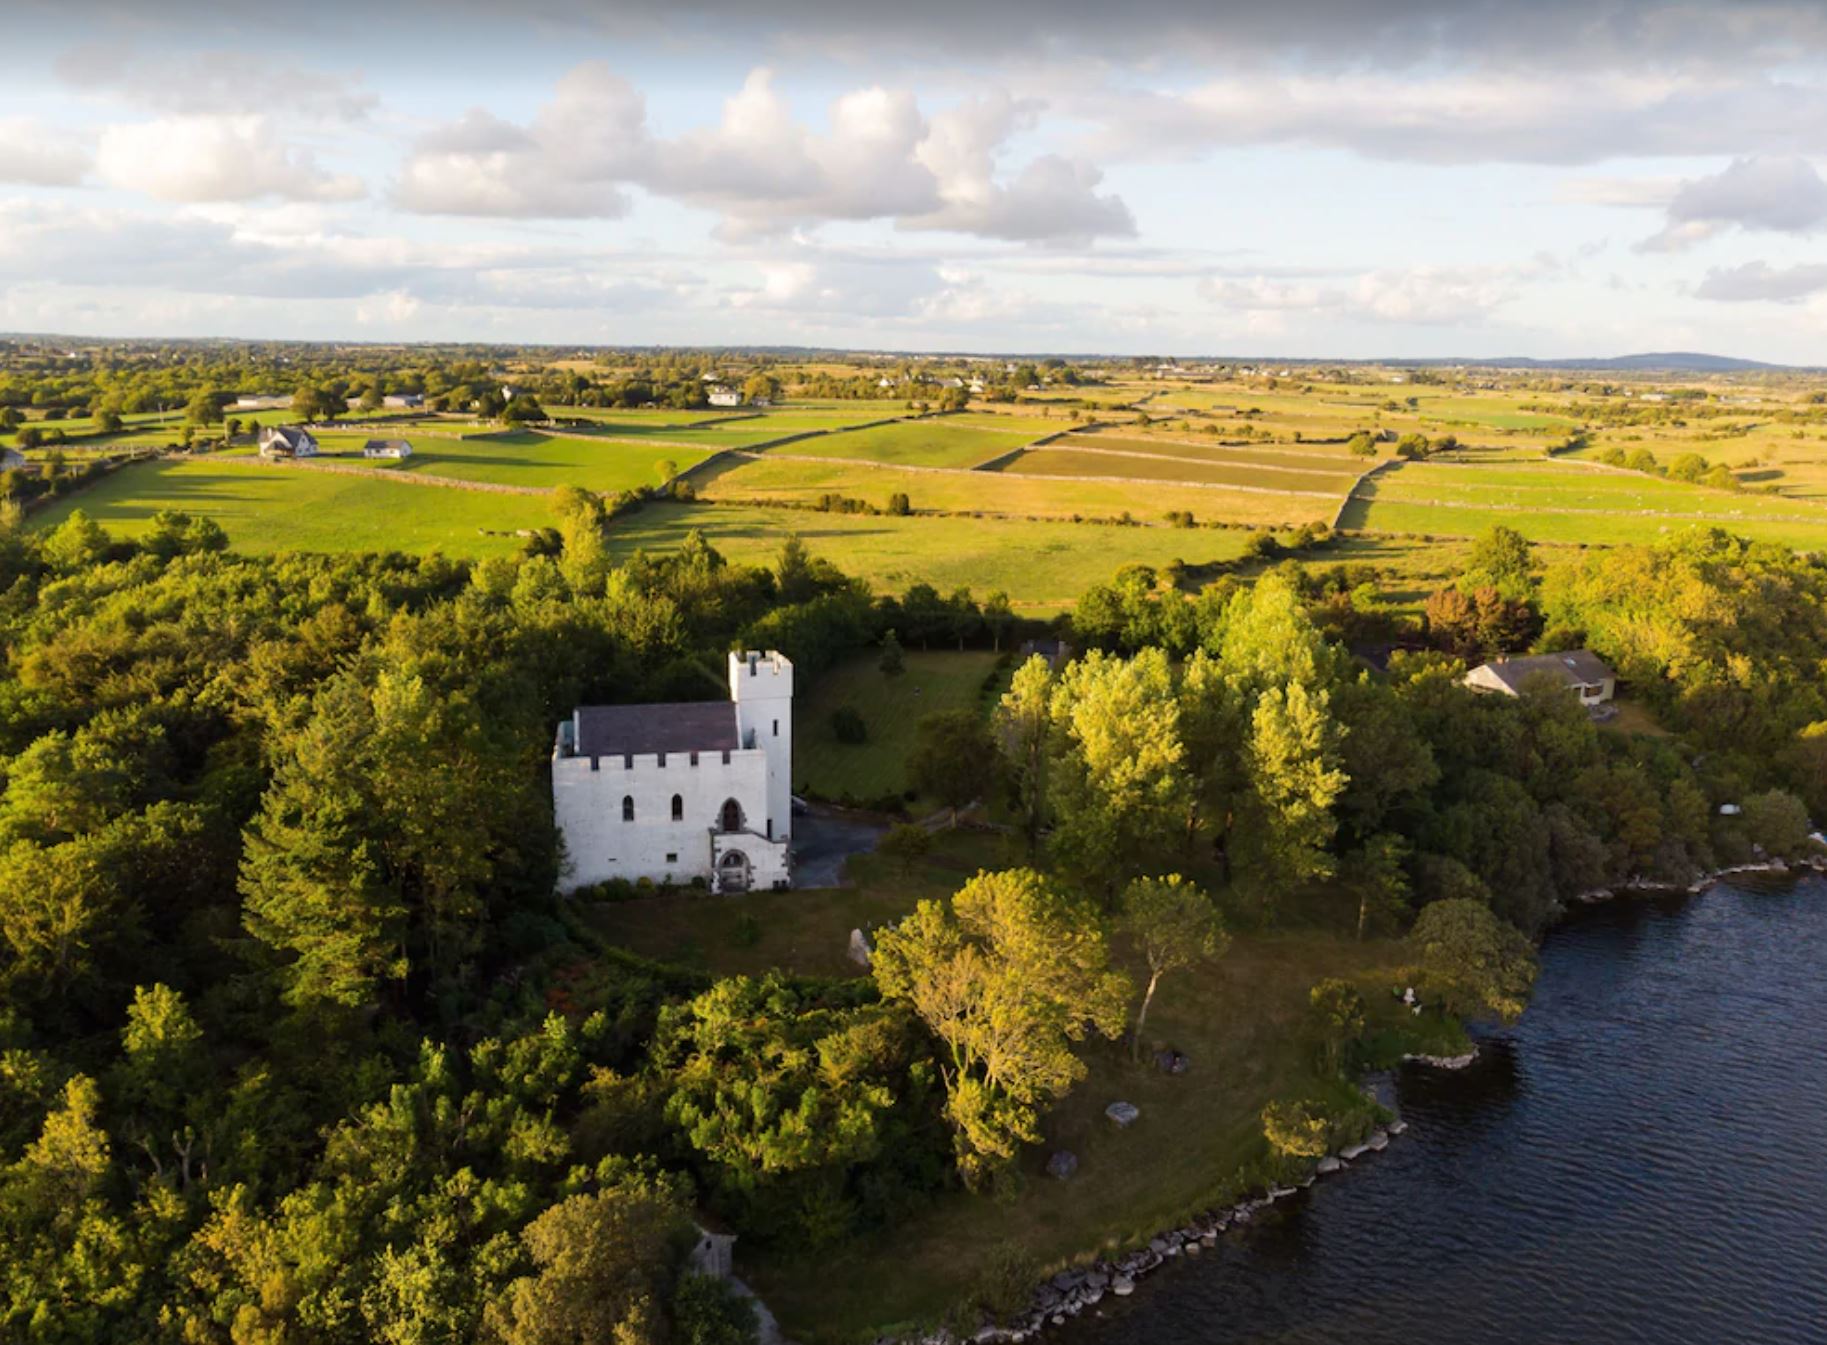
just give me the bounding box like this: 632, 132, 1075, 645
1061, 877, 1827, 1345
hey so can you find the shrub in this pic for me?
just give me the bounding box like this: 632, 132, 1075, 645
673, 1273, 760, 1345
830, 706, 868, 744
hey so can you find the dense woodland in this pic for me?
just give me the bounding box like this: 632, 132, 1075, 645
0, 486, 1822, 1338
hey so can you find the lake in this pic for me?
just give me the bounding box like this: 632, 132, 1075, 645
1060, 876, 1827, 1344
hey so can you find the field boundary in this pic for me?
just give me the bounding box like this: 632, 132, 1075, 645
1071, 428, 1364, 463
230, 455, 553, 497
1012, 440, 1360, 482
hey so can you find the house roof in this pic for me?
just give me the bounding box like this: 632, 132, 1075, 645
364, 439, 411, 452
1475, 648, 1614, 692
574, 702, 739, 758
260, 425, 314, 450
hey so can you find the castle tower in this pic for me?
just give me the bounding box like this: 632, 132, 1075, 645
729, 650, 793, 844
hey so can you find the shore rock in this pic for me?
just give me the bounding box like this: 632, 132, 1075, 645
1111, 1277, 1134, 1296
1317, 1155, 1343, 1174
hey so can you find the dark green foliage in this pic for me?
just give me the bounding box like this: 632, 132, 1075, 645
830, 706, 868, 744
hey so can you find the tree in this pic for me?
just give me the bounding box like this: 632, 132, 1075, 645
872, 869, 1130, 1187
878, 629, 905, 678
673, 1274, 759, 1345
741, 373, 780, 404
1047, 648, 1189, 894
1309, 978, 1366, 1072
1462, 524, 1536, 602
358, 380, 385, 412
1119, 875, 1227, 1058
909, 710, 997, 810
1741, 789, 1812, 858
183, 391, 223, 426
1346, 432, 1376, 458
1395, 432, 1431, 460
1261, 1098, 1329, 1160
875, 823, 932, 873
482, 1182, 688, 1345
886, 492, 911, 517
980, 591, 1014, 653
1410, 898, 1538, 1022
994, 656, 1053, 856
1232, 679, 1347, 919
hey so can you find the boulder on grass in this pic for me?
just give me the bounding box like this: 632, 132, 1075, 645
1105, 1101, 1140, 1128
1046, 1150, 1079, 1180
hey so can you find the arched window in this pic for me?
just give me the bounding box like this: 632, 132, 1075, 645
671, 794, 684, 821
622, 795, 634, 822
719, 798, 744, 833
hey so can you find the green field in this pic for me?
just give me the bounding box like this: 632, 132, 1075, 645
1069, 433, 1372, 469
781, 419, 1039, 468
795, 649, 1006, 801
28, 458, 554, 557
699, 454, 1337, 525
606, 502, 1252, 610
1002, 446, 1355, 494
387, 430, 713, 492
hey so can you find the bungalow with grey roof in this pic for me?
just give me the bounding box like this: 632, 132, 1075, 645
1464, 649, 1616, 706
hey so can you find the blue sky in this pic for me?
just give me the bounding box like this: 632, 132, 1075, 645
4, 0, 1827, 359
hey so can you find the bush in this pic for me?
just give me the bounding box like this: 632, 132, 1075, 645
831, 706, 868, 744
673, 1273, 759, 1345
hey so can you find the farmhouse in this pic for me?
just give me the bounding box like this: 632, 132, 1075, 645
362, 438, 413, 459
552, 650, 794, 893
382, 393, 424, 409
706, 386, 743, 408
257, 425, 319, 459
1464, 649, 1616, 706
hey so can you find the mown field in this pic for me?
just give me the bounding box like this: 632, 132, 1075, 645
778, 418, 1040, 469
29, 458, 553, 557
697, 453, 1338, 526
606, 502, 1253, 610
1341, 458, 1827, 547
1000, 446, 1357, 494
794, 649, 1008, 802
1070, 432, 1375, 469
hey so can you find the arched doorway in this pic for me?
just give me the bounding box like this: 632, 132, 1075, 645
718, 850, 751, 893
719, 798, 745, 833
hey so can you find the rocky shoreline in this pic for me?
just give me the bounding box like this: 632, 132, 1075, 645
883, 860, 1827, 1345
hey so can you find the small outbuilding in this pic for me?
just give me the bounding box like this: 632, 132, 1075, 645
257, 425, 320, 459
362, 438, 413, 460
1, 448, 28, 472
1464, 649, 1616, 706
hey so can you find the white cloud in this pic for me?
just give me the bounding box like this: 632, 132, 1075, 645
1694, 260, 1827, 303
392, 64, 1132, 243
1202, 264, 1522, 325
0, 117, 91, 185
96, 115, 364, 203
56, 44, 377, 121
1667, 156, 1827, 232
1077, 72, 1827, 166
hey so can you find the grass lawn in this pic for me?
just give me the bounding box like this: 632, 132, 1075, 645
1340, 496, 1827, 548
699, 454, 1337, 526
583, 824, 1465, 1343
28, 458, 555, 557
375, 430, 715, 492
784, 419, 1041, 469
606, 502, 1255, 611
582, 829, 1018, 980
1002, 446, 1354, 494
796, 649, 1008, 801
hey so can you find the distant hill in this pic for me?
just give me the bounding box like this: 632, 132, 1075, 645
1427, 352, 1788, 373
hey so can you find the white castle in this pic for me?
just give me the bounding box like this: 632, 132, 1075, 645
552, 650, 793, 893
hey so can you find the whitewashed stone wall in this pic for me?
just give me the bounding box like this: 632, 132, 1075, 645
552, 651, 793, 892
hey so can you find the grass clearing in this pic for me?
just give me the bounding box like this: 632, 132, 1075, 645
700, 454, 1337, 526
28, 457, 555, 557
795, 650, 1007, 802
784, 419, 1040, 469
1001, 447, 1353, 495
606, 502, 1252, 611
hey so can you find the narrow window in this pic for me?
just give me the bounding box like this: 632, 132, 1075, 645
621, 795, 634, 822
665, 852, 678, 864
623, 753, 633, 770
657, 752, 667, 767
689, 751, 699, 767
671, 794, 683, 821
766, 817, 772, 839
721, 749, 731, 765
772, 718, 779, 737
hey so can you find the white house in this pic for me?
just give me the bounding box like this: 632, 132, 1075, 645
1464, 649, 1616, 706
552, 650, 794, 893
257, 425, 319, 458
382, 393, 424, 409
362, 438, 413, 459
706, 386, 743, 408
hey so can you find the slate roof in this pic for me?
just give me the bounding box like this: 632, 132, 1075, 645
574, 702, 739, 758
1476, 649, 1614, 692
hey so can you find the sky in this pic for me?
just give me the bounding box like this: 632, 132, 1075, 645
4, 0, 1827, 359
